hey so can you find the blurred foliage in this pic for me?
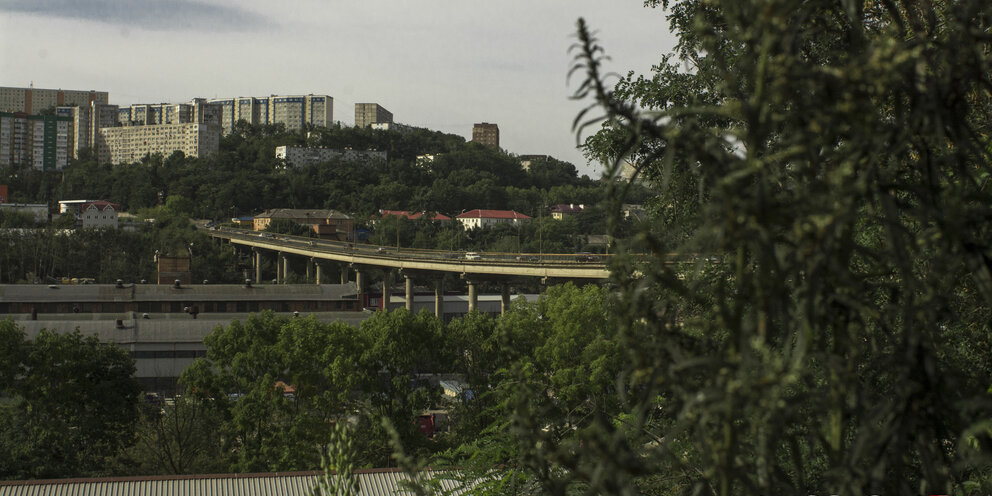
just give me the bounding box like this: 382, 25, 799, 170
476, 0, 992, 494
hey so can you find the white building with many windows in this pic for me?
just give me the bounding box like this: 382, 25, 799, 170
97, 122, 220, 165
455, 209, 531, 230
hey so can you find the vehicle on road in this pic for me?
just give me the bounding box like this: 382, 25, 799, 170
465, 252, 481, 260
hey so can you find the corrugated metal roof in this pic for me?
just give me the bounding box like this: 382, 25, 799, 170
13, 312, 373, 344
0, 469, 474, 496
0, 283, 359, 303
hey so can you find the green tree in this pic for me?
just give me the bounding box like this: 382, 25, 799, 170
526, 0, 992, 494
0, 322, 141, 479
124, 394, 230, 474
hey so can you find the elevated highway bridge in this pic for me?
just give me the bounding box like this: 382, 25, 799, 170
205, 227, 614, 315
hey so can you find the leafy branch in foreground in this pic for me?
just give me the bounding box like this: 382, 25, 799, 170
536, 1, 992, 494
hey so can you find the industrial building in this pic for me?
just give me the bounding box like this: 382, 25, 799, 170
2, 283, 366, 394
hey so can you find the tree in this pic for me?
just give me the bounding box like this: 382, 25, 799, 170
0, 322, 141, 479
125, 394, 230, 475
529, 0, 992, 494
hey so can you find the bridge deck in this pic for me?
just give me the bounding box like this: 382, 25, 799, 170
207, 228, 612, 280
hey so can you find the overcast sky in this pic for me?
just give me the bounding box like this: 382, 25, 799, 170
0, 1, 676, 175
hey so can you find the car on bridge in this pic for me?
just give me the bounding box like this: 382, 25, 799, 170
465, 252, 481, 260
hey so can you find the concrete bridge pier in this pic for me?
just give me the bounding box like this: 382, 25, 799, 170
340, 264, 349, 284
501, 282, 511, 316
354, 267, 366, 305
467, 280, 478, 313
315, 261, 323, 285
434, 279, 444, 319
381, 270, 394, 312
253, 248, 262, 284
306, 258, 314, 282
404, 274, 415, 312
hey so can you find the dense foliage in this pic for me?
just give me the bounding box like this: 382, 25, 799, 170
490, 0, 992, 494
0, 122, 647, 221
0, 321, 141, 479
0, 197, 237, 284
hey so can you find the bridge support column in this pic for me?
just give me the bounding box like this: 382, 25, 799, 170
381, 271, 394, 312
467, 281, 478, 313
340, 264, 349, 284
405, 275, 414, 312
315, 261, 323, 285
434, 279, 445, 319
253, 248, 262, 284
355, 268, 366, 305
306, 258, 314, 282
501, 282, 511, 316
276, 252, 284, 283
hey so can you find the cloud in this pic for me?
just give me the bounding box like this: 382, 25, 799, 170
0, 0, 269, 31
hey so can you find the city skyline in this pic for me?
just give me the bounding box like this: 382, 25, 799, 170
0, 0, 676, 175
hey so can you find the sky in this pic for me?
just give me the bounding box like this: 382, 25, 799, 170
0, 0, 677, 176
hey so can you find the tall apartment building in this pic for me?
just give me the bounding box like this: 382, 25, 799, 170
97, 122, 220, 165
208, 94, 333, 134
472, 122, 500, 149
118, 100, 221, 127
56, 102, 120, 159
0, 112, 71, 170
0, 86, 109, 114
354, 103, 393, 128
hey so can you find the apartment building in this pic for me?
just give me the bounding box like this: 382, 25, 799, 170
354, 103, 393, 128
472, 123, 499, 149
56, 102, 120, 159
0, 112, 71, 170
209, 94, 333, 134
119, 100, 221, 127
97, 122, 220, 165
0, 86, 109, 114
275, 145, 386, 166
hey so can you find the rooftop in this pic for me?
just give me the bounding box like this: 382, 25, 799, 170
456, 209, 531, 220
0, 283, 359, 303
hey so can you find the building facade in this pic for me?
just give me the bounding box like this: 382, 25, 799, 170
118, 100, 222, 128
0, 86, 109, 114
275, 145, 386, 166
472, 122, 499, 149
355, 103, 393, 128
0, 203, 48, 223
0, 112, 72, 170
79, 200, 120, 229
209, 94, 333, 134
97, 122, 221, 165
551, 204, 585, 220
455, 209, 531, 230
253, 208, 354, 237
56, 102, 120, 159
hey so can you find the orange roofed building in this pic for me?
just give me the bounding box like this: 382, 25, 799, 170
377, 210, 451, 223
455, 209, 531, 230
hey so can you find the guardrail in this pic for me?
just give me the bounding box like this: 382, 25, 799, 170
208, 227, 615, 267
